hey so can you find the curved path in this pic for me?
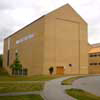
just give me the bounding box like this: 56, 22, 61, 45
72, 76, 100, 96
0, 91, 41, 96
42, 76, 76, 100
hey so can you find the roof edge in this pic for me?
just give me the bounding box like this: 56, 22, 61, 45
4, 15, 45, 40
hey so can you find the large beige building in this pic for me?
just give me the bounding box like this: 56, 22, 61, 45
3, 4, 88, 76
88, 44, 100, 74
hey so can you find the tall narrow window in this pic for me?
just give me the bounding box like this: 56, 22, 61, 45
7, 50, 10, 66
23, 69, 28, 76
7, 38, 10, 66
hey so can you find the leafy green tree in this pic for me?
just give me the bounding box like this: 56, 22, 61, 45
10, 52, 22, 70
0, 54, 3, 67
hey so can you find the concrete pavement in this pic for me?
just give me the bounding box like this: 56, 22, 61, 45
72, 76, 100, 96
42, 76, 76, 100
0, 91, 41, 96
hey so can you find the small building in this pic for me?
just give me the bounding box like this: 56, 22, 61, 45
3, 4, 88, 76
88, 44, 100, 74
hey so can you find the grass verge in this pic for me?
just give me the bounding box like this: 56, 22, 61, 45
0, 68, 8, 76
0, 83, 43, 93
0, 94, 43, 100
61, 75, 88, 85
0, 75, 61, 81
66, 88, 100, 100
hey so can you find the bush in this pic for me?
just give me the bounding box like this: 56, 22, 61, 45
49, 67, 54, 75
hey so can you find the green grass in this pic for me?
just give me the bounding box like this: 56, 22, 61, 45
0, 68, 8, 76
0, 75, 61, 81
0, 94, 43, 100
0, 68, 64, 82
0, 83, 43, 93
61, 75, 88, 85
66, 88, 100, 100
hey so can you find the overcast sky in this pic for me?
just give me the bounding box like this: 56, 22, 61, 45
0, 0, 100, 54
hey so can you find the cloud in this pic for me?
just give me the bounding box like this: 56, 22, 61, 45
88, 33, 100, 44
0, 41, 3, 54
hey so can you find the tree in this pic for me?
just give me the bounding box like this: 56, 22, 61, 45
10, 52, 22, 70
0, 54, 3, 67
49, 67, 54, 75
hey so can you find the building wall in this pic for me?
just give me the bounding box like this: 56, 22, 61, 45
88, 52, 100, 74
3, 39, 11, 75
3, 17, 45, 76
30, 17, 45, 75
3, 4, 88, 76
88, 44, 92, 51
43, 4, 88, 75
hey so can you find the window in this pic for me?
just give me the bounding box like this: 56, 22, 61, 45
94, 63, 97, 65
89, 54, 93, 57
7, 50, 10, 66
16, 33, 35, 45
8, 38, 10, 49
94, 55, 97, 57
12, 69, 28, 76
90, 63, 100, 66
89, 63, 93, 65
19, 69, 22, 75
23, 69, 28, 76
89, 54, 97, 57
98, 54, 100, 57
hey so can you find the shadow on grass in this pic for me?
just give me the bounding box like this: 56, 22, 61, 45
66, 88, 100, 100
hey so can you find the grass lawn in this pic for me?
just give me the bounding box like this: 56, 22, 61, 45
0, 68, 64, 81
61, 75, 89, 85
0, 68, 8, 76
0, 83, 43, 93
0, 94, 43, 100
66, 88, 100, 100
0, 75, 62, 81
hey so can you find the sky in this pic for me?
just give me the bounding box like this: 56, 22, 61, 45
0, 0, 100, 54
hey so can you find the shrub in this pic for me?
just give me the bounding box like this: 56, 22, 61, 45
49, 67, 54, 75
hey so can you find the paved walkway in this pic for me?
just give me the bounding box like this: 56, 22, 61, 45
0, 81, 44, 83
72, 76, 100, 96
42, 76, 76, 100
0, 91, 41, 96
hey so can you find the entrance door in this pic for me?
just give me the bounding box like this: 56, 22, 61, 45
56, 66, 64, 75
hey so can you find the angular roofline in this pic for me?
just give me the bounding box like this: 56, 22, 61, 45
67, 4, 87, 24
45, 3, 87, 24
88, 43, 93, 47
92, 43, 100, 47
5, 3, 87, 40
88, 46, 100, 53
4, 15, 45, 40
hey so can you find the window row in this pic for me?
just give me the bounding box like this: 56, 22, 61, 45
16, 33, 35, 45
12, 69, 28, 76
89, 63, 100, 66
89, 54, 100, 57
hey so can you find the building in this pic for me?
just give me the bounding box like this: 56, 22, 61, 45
88, 44, 100, 74
3, 4, 88, 76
